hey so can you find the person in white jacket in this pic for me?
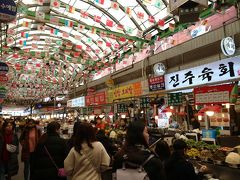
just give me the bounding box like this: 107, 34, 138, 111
64, 122, 110, 180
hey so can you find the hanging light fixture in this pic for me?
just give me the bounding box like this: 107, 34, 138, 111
206, 111, 214, 116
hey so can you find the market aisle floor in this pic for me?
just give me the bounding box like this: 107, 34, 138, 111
12, 139, 24, 180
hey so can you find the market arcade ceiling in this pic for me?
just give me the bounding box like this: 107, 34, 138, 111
0, 0, 231, 102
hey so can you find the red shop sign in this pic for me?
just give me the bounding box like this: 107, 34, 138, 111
148, 75, 165, 91
86, 92, 106, 106
194, 84, 234, 105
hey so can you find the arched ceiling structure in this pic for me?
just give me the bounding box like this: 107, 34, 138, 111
0, 0, 223, 102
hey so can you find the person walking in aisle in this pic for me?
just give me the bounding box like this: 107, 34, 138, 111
20, 119, 41, 180
0, 121, 19, 180
64, 122, 110, 180
30, 121, 67, 180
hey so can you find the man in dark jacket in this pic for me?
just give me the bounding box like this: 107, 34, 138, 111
96, 130, 117, 157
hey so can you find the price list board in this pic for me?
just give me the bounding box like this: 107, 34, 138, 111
167, 92, 183, 106
140, 97, 151, 108
117, 104, 128, 113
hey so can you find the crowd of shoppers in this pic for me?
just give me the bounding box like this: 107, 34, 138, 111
0, 117, 203, 180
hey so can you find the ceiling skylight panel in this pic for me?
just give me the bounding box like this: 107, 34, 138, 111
119, 16, 136, 29
117, 0, 138, 7
107, 9, 125, 21
153, 7, 169, 20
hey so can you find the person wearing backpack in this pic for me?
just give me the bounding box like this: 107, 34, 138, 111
112, 121, 166, 180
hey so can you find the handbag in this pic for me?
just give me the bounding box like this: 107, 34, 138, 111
44, 146, 67, 177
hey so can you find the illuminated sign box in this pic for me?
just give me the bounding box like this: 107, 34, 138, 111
67, 97, 85, 107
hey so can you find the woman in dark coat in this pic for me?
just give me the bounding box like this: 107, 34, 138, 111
165, 139, 198, 180
30, 121, 67, 180
113, 121, 166, 180
0, 120, 19, 180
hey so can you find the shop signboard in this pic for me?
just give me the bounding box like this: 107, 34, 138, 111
85, 92, 106, 106
165, 56, 240, 90
167, 93, 183, 106
194, 84, 235, 105
148, 76, 165, 91
0, 0, 17, 23
112, 82, 142, 100
71, 97, 85, 107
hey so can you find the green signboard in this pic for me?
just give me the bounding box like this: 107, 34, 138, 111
167, 92, 182, 106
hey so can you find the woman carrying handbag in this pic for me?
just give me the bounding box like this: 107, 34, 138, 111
30, 121, 68, 180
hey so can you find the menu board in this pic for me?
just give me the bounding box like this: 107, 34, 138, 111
194, 84, 234, 105
167, 93, 183, 106
140, 97, 151, 108
148, 76, 165, 91
117, 104, 128, 113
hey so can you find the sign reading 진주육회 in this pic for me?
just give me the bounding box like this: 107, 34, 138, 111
165, 56, 240, 90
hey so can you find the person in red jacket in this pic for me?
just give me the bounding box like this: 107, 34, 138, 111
95, 117, 106, 130
20, 119, 41, 180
